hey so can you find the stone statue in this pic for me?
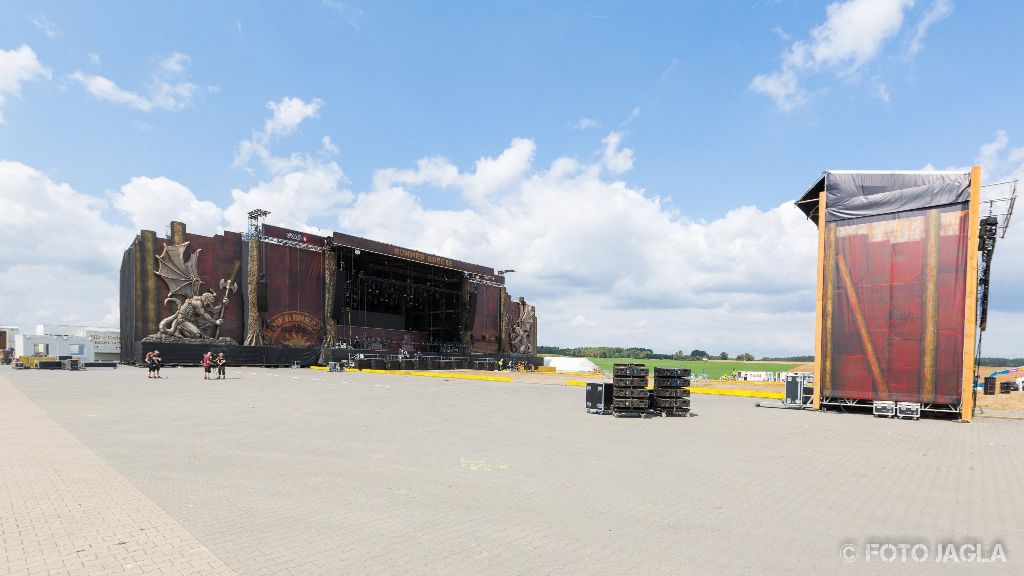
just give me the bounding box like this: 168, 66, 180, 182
510, 297, 535, 354
143, 242, 237, 344
157, 291, 223, 339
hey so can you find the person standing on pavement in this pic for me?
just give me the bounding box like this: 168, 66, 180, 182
152, 350, 163, 378
145, 352, 156, 378
216, 352, 227, 379
202, 351, 213, 380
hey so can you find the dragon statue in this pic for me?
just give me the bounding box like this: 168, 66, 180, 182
509, 297, 536, 354
143, 243, 237, 344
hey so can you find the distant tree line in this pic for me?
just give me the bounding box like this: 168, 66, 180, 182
538, 346, 763, 361
978, 357, 1024, 367
537, 346, 671, 359
539, 348, 1023, 367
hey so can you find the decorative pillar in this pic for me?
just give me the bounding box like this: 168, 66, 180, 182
243, 236, 264, 346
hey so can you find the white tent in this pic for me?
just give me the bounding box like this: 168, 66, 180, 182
542, 356, 600, 373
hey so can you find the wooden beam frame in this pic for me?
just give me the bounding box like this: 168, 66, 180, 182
960, 165, 982, 422
813, 191, 827, 410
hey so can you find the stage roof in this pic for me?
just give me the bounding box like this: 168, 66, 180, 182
796, 170, 971, 224
331, 231, 501, 281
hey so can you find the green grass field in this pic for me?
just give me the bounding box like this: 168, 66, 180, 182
587, 358, 803, 379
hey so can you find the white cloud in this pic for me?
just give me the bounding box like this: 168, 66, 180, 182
601, 131, 634, 175
907, 0, 953, 57
109, 176, 224, 236
88, 52, 102, 66
69, 52, 197, 112
621, 107, 640, 125
159, 52, 191, 73
28, 13, 61, 39
660, 58, 680, 85
571, 117, 600, 130
234, 96, 324, 169
69, 71, 153, 110
264, 96, 322, 138
874, 81, 891, 102
751, 0, 924, 110
0, 45, 51, 124
322, 1, 364, 30
0, 161, 132, 327
223, 162, 352, 233
772, 26, 792, 42
336, 136, 820, 355
226, 98, 351, 231
749, 68, 805, 111
321, 135, 339, 156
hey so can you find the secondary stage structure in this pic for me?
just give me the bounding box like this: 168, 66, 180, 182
120, 214, 537, 366
796, 167, 985, 421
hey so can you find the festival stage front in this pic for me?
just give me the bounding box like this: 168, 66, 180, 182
797, 168, 983, 421
120, 217, 537, 367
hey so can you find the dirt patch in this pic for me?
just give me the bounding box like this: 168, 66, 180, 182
976, 391, 1024, 413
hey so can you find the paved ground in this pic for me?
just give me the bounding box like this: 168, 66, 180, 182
4, 366, 1024, 575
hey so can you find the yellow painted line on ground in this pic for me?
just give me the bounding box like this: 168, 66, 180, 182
689, 387, 784, 399
356, 369, 513, 382
308, 366, 329, 371
701, 379, 784, 386
564, 380, 588, 387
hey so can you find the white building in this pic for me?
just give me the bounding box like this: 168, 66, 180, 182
1, 325, 19, 353
11, 325, 120, 363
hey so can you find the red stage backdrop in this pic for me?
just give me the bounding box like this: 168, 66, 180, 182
262, 225, 325, 347
823, 205, 969, 403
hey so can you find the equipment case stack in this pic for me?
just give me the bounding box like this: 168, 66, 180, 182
611, 363, 650, 417
651, 367, 692, 416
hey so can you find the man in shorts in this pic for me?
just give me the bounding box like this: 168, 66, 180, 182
202, 351, 213, 380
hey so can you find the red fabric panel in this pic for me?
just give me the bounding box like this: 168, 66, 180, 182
263, 243, 324, 346
470, 283, 501, 354
824, 205, 969, 404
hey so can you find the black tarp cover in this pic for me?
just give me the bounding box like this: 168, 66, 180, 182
797, 171, 971, 223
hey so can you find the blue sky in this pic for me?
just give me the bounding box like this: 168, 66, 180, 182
2, 1, 1022, 356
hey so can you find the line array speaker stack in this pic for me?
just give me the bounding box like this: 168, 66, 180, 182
651, 367, 692, 416
611, 363, 649, 417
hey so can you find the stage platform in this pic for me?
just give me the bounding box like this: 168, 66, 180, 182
135, 341, 541, 369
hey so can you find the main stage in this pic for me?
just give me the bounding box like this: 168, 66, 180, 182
122, 216, 537, 368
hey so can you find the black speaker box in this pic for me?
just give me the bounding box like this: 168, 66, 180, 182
613, 363, 649, 378
653, 377, 690, 388
612, 376, 648, 388
257, 281, 268, 312
331, 269, 345, 320
653, 367, 692, 378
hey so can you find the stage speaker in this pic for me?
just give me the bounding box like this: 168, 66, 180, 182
331, 269, 345, 320
257, 280, 268, 312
